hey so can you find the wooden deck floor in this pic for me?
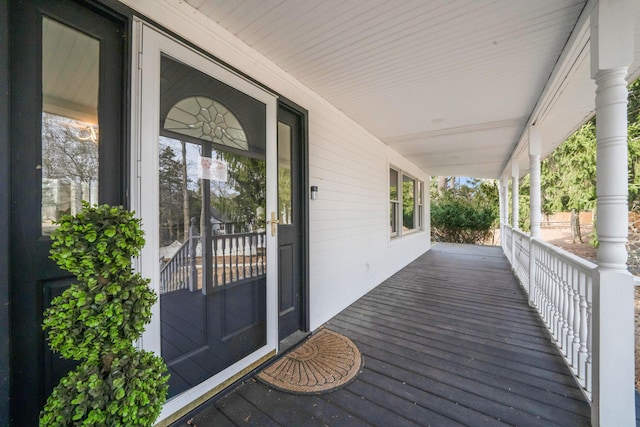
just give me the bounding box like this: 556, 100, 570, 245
172, 243, 597, 426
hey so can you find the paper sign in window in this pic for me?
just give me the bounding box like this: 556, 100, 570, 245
198, 156, 227, 182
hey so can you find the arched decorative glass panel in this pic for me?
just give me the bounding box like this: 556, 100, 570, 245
163, 96, 248, 150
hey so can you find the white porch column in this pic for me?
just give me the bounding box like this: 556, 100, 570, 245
528, 127, 542, 305
498, 179, 504, 227
511, 162, 519, 230
511, 162, 519, 265
501, 176, 509, 227
499, 175, 509, 253
590, 0, 636, 425
529, 126, 542, 238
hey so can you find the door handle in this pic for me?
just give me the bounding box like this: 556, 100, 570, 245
267, 211, 280, 237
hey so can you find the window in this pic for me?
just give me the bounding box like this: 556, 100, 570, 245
418, 181, 424, 229
402, 174, 416, 231
390, 168, 399, 236
164, 96, 248, 150
390, 167, 424, 237
41, 18, 100, 235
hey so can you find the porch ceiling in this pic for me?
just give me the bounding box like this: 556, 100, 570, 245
185, 0, 640, 179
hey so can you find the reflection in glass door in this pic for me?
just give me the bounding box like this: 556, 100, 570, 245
157, 55, 267, 398
41, 17, 100, 235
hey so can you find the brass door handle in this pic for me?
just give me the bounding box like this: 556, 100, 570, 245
267, 212, 279, 236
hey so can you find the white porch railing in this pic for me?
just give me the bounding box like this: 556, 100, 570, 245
502, 224, 513, 263
504, 225, 595, 400
513, 230, 530, 291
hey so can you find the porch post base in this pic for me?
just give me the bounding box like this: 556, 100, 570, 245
591, 270, 635, 427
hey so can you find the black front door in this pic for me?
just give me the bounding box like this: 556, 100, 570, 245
277, 104, 307, 341
10, 0, 125, 423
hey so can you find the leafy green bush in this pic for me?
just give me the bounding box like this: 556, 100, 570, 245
41, 202, 168, 426
431, 190, 497, 244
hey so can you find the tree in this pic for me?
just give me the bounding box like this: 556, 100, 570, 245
628, 79, 640, 210
181, 141, 190, 241
212, 151, 266, 231
540, 120, 597, 242
42, 113, 99, 217
430, 179, 499, 244
159, 144, 185, 245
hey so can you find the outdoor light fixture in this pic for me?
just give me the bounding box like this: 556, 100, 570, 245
310, 186, 318, 200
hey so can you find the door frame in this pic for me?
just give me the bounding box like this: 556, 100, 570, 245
132, 21, 279, 419
0, 1, 10, 424
277, 98, 310, 343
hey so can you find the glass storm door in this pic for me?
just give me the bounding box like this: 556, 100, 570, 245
137, 25, 277, 408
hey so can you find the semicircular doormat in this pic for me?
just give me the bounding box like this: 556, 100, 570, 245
257, 328, 363, 394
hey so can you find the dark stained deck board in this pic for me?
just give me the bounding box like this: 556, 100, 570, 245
339, 300, 570, 374
339, 329, 588, 416
173, 243, 595, 427
327, 313, 583, 400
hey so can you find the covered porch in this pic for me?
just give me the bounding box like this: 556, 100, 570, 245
120, 1, 640, 423
5, 0, 640, 425
173, 244, 617, 426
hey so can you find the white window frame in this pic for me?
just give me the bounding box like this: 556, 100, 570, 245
390, 167, 424, 238
389, 167, 400, 237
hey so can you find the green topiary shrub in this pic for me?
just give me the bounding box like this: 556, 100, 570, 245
40, 202, 168, 426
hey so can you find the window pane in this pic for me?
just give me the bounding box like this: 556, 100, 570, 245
390, 202, 398, 235
164, 97, 248, 150
390, 168, 398, 201
418, 181, 424, 229
402, 175, 415, 231
41, 18, 100, 235
278, 122, 293, 225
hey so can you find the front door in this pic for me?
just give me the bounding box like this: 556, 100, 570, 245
9, 0, 125, 423
277, 105, 307, 341
137, 25, 278, 411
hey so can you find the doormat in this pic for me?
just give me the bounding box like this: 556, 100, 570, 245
257, 328, 363, 394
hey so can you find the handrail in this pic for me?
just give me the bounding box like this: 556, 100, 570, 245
508, 230, 596, 400
502, 224, 513, 262
159, 235, 198, 294
530, 236, 597, 271
159, 231, 266, 295
512, 229, 530, 291
211, 231, 266, 286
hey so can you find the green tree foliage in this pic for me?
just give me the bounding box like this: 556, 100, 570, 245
431, 179, 499, 244
213, 151, 266, 231
628, 79, 640, 209
537, 120, 597, 243
541, 120, 597, 214
159, 145, 185, 243
402, 177, 415, 228
278, 166, 292, 224
517, 175, 531, 232
158, 141, 201, 245
535, 78, 640, 217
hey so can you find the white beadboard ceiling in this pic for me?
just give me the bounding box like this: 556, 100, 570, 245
42, 17, 100, 124
182, 0, 640, 179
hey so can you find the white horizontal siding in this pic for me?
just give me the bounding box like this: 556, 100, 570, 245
122, 0, 430, 330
